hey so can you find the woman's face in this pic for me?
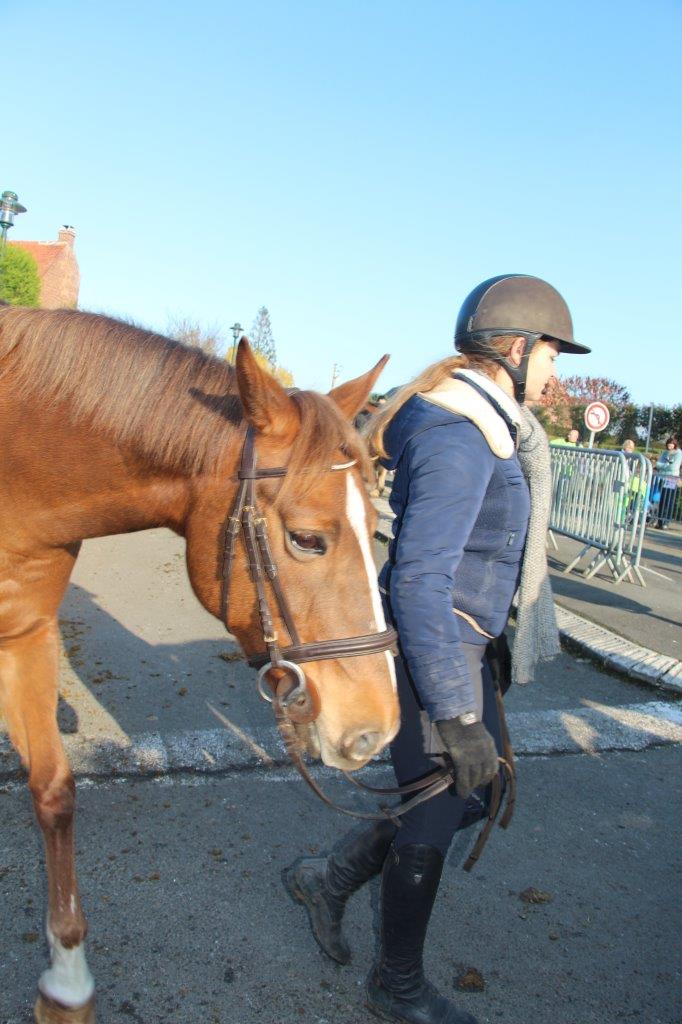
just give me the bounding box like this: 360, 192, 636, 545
524, 340, 560, 403
667, 441, 676, 450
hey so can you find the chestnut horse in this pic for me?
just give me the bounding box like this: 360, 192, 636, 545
0, 306, 399, 1023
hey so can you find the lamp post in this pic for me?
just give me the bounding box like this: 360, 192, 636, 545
0, 191, 27, 252
229, 322, 243, 364
644, 404, 654, 455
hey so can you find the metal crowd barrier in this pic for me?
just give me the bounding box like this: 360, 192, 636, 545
548, 445, 651, 586
648, 472, 682, 528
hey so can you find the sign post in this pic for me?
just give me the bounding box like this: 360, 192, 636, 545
584, 401, 610, 448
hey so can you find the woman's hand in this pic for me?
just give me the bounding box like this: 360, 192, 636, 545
435, 717, 498, 798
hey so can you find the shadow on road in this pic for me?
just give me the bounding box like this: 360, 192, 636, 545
548, 557, 681, 633
54, 582, 257, 742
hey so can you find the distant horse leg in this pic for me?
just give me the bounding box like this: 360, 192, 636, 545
0, 619, 95, 1023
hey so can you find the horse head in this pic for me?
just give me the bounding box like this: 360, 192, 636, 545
185, 340, 400, 771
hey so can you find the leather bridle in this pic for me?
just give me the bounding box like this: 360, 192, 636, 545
221, 425, 398, 720
219, 425, 516, 864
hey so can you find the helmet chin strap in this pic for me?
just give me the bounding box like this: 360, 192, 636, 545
457, 331, 542, 405
495, 350, 532, 404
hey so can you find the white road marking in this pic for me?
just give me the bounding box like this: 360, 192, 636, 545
640, 564, 673, 583
0, 698, 679, 789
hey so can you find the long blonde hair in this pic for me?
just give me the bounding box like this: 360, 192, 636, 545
369, 338, 516, 459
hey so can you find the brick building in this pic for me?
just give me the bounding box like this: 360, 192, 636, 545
9, 226, 80, 308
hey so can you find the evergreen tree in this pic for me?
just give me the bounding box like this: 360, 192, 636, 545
616, 404, 640, 445
0, 247, 40, 306
250, 306, 277, 365
647, 405, 675, 443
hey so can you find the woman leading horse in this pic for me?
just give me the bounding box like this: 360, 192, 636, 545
285, 274, 590, 1024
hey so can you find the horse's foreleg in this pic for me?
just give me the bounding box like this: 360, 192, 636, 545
0, 620, 96, 1023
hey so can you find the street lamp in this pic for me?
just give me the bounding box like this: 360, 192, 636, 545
229, 322, 243, 363
0, 191, 27, 251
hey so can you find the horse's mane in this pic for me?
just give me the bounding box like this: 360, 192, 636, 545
0, 306, 240, 474
0, 307, 370, 493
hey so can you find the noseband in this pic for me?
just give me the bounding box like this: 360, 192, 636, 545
221, 426, 398, 718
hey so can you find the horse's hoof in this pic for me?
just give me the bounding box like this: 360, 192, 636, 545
34, 993, 96, 1024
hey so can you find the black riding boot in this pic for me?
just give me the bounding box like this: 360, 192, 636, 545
366, 844, 478, 1024
283, 819, 397, 964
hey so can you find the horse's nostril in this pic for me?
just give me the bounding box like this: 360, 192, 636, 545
341, 730, 381, 762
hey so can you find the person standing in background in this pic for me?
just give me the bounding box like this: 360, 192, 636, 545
655, 437, 681, 528
620, 439, 647, 523
551, 427, 580, 446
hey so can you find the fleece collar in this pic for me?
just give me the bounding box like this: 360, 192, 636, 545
418, 369, 522, 459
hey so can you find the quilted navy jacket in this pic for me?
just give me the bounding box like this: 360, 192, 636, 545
379, 381, 530, 722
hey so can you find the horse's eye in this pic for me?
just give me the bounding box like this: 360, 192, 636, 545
289, 531, 327, 555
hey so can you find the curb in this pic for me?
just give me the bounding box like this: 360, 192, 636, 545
1, 700, 680, 783
554, 604, 682, 695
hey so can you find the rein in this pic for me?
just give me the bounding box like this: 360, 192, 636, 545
220, 426, 516, 865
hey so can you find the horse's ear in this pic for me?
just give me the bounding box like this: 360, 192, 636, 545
235, 337, 297, 437
328, 355, 390, 422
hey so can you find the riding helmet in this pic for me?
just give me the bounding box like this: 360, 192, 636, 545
454, 274, 590, 402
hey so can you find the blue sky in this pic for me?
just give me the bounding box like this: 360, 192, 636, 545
5, 0, 681, 404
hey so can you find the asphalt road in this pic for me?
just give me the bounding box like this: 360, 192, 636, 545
548, 527, 682, 660
1, 749, 680, 1024
0, 530, 678, 777
0, 528, 681, 1023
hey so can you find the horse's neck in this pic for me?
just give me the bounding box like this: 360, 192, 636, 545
80, 464, 192, 539
0, 392, 226, 546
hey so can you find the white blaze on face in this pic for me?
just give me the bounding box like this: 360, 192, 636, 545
345, 474, 397, 692
39, 923, 95, 1008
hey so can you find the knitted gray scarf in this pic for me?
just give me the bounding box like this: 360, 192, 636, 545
513, 406, 560, 684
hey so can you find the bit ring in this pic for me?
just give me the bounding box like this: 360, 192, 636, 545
257, 659, 307, 703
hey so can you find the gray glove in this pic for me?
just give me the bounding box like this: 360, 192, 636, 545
435, 716, 498, 798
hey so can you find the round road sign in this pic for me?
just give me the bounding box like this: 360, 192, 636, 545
584, 401, 610, 433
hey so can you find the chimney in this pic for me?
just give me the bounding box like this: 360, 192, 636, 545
58, 225, 76, 247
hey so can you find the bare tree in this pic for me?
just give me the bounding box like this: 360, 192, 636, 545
560, 375, 631, 406
167, 315, 225, 357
